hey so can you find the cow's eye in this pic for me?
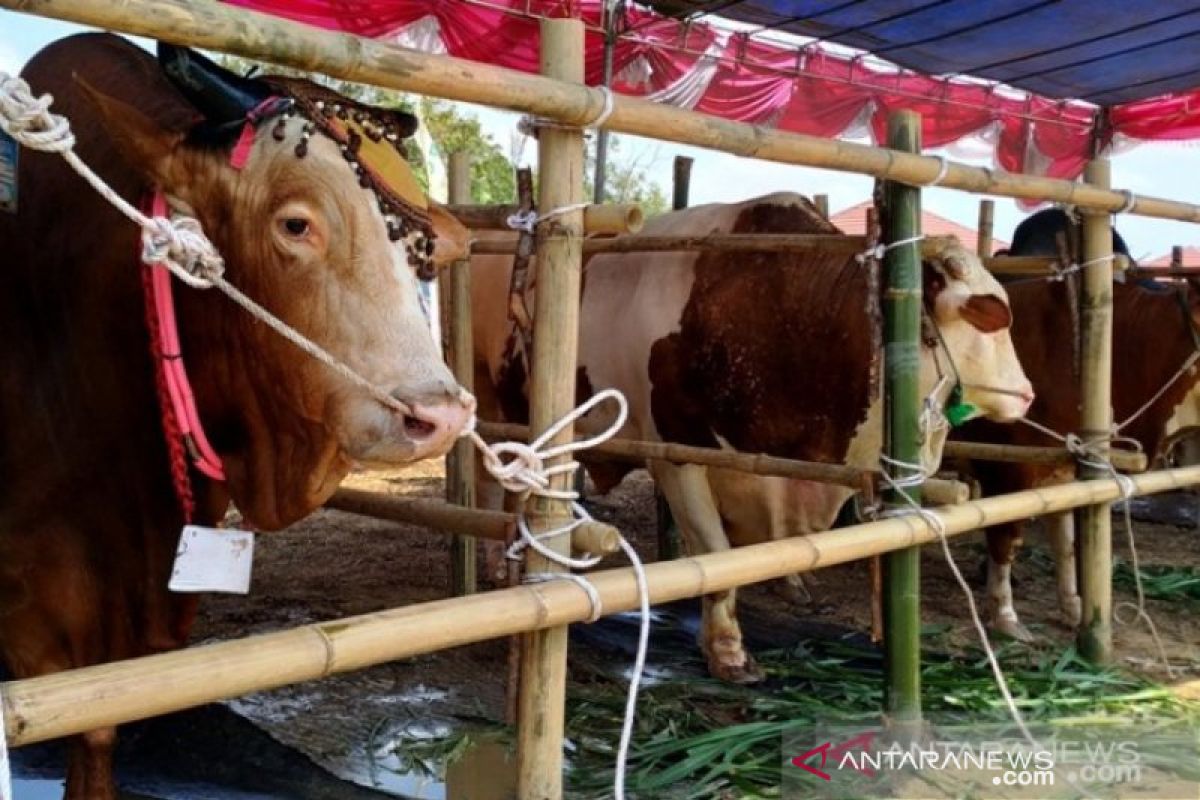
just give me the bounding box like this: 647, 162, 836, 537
282, 217, 311, 238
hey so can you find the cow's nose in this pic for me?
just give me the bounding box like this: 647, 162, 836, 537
401, 391, 476, 459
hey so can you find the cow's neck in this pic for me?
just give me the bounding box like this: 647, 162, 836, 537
844, 354, 953, 475
1111, 283, 1200, 452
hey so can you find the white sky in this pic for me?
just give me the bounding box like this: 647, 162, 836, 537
4, 9, 1200, 262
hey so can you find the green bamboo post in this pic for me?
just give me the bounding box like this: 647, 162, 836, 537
1076, 158, 1115, 664
445, 152, 477, 597
882, 110, 924, 727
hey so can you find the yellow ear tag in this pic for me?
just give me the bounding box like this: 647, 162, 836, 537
330, 116, 427, 212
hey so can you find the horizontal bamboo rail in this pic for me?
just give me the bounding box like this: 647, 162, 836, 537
475, 420, 969, 505
470, 233, 870, 256
987, 254, 1130, 276
9, 0, 1200, 223
943, 441, 1147, 472
1128, 267, 1200, 279
469, 235, 1127, 278
448, 203, 643, 234
325, 488, 620, 555
5, 463, 1199, 746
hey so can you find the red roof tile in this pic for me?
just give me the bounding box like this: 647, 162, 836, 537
828, 200, 1010, 253
1145, 246, 1200, 267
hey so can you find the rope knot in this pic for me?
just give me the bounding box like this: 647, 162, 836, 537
0, 73, 74, 153
141, 216, 225, 288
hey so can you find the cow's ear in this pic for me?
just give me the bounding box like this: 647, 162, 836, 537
428, 202, 470, 269
74, 73, 186, 186
959, 294, 1012, 333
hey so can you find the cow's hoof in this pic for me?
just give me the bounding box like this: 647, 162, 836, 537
1060, 594, 1082, 628
992, 614, 1035, 643
709, 652, 765, 684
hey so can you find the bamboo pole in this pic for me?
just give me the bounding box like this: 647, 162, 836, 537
1077, 159, 1115, 665
471, 235, 1129, 277
942, 441, 1146, 472
469, 232, 866, 256
882, 111, 923, 727
445, 152, 478, 596
7, 464, 1200, 748
8, 0, 1200, 223
977, 199, 994, 258
475, 421, 970, 505
447, 203, 643, 234
814, 194, 830, 218
324, 489, 620, 556
517, 19, 585, 799
672, 155, 693, 211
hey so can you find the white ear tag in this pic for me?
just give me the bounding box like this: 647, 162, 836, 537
169, 525, 255, 594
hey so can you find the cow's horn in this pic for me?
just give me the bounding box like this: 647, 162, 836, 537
158, 43, 272, 129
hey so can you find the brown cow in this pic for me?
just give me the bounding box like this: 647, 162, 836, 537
956, 277, 1200, 641
0, 35, 472, 799
473, 192, 1033, 681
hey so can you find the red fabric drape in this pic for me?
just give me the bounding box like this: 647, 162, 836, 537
224, 0, 1200, 183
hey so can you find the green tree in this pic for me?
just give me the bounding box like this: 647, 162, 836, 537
585, 135, 669, 217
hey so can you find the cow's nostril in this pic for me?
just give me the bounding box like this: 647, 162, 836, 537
403, 414, 438, 439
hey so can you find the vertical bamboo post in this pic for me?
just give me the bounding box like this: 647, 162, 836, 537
814, 193, 830, 218
882, 110, 923, 727
672, 155, 694, 211
1076, 158, 1114, 664
446, 152, 477, 597
516, 18, 586, 799
977, 199, 995, 258
1172, 245, 1184, 268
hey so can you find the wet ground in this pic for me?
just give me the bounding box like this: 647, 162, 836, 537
11, 465, 1200, 799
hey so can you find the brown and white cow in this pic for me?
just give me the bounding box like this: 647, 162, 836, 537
473, 192, 1032, 681
0, 35, 471, 798
955, 275, 1200, 641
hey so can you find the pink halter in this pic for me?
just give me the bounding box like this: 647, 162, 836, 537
143, 190, 226, 495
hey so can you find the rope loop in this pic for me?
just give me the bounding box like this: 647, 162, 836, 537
505, 203, 588, 235
925, 155, 950, 187
1116, 189, 1137, 214
855, 234, 925, 265
0, 72, 75, 153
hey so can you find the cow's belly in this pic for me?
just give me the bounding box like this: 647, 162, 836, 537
709, 469, 854, 547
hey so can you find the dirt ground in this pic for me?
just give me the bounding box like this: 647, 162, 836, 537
191, 462, 1200, 793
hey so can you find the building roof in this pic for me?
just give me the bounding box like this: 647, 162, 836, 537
828, 201, 1010, 253
1145, 246, 1200, 267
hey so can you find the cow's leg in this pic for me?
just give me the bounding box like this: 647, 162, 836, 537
985, 522, 1034, 642
65, 727, 118, 800
650, 461, 762, 683
1046, 512, 1081, 627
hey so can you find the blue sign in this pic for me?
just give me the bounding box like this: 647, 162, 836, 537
0, 129, 16, 213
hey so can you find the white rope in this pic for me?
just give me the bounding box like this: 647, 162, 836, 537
517, 86, 615, 136
505, 202, 590, 234
855, 233, 925, 264
1016, 415, 1176, 673
876, 456, 1038, 747
1116, 189, 1137, 215
465, 388, 650, 800
925, 155, 950, 187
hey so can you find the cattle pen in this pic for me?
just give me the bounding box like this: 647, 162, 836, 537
3, 0, 1200, 797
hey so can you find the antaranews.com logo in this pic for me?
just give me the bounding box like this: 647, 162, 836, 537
783, 722, 1197, 799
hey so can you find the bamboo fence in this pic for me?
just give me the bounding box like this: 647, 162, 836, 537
5, 464, 1199, 747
